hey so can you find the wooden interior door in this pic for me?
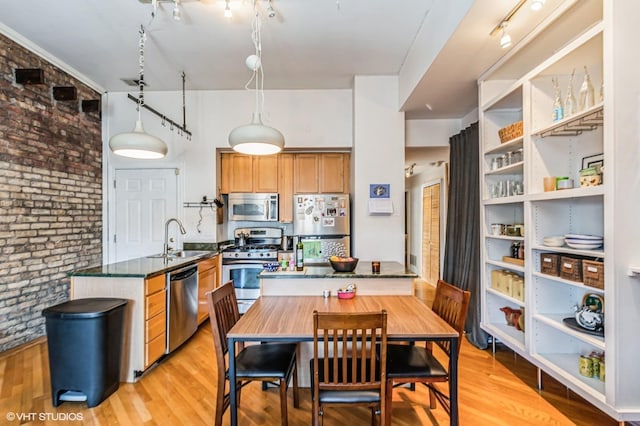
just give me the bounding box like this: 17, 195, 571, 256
421, 183, 441, 286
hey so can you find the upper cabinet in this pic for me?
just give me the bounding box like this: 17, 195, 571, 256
320, 153, 350, 194
220, 152, 350, 222
278, 153, 294, 223
294, 153, 350, 194
293, 153, 319, 193
220, 154, 278, 193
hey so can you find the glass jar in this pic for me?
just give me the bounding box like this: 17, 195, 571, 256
511, 149, 523, 164
511, 242, 520, 258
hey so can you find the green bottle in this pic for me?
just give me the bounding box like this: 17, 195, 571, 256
295, 238, 304, 271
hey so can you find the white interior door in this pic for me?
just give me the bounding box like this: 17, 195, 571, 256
114, 168, 178, 262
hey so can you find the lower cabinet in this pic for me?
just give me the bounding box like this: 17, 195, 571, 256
144, 274, 167, 368
71, 272, 169, 382
197, 255, 219, 324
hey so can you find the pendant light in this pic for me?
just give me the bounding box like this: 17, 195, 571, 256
110, 26, 168, 159
228, 3, 284, 156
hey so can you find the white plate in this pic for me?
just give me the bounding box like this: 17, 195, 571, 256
565, 238, 603, 245
564, 234, 603, 240
543, 241, 565, 247
565, 242, 603, 250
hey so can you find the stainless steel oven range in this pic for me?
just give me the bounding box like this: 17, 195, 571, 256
221, 227, 282, 314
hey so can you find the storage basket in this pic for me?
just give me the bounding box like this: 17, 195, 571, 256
582, 259, 604, 289
540, 253, 560, 276
498, 120, 524, 143
560, 256, 583, 282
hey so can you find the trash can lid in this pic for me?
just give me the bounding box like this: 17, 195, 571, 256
42, 298, 128, 319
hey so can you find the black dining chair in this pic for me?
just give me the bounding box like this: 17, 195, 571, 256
384, 279, 470, 424
207, 281, 299, 426
311, 309, 388, 426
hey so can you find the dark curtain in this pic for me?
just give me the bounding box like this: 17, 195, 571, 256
442, 122, 488, 349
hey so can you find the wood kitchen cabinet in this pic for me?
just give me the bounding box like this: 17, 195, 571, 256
220, 153, 278, 193
71, 272, 169, 382
144, 274, 167, 368
293, 153, 319, 193
197, 255, 219, 324
294, 153, 349, 194
320, 153, 349, 193
278, 153, 294, 222
293, 152, 351, 193
220, 152, 350, 222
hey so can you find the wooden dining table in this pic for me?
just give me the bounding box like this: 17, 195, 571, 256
227, 295, 460, 426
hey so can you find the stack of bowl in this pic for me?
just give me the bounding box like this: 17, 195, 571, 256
542, 235, 565, 247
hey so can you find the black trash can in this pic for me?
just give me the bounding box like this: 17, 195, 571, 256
42, 298, 128, 408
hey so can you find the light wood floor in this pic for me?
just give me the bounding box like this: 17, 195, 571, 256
0, 282, 619, 425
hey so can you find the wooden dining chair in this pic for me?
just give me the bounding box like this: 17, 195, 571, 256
311, 309, 388, 426
384, 279, 470, 424
207, 281, 299, 426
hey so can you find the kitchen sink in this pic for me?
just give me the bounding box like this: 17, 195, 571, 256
147, 250, 211, 259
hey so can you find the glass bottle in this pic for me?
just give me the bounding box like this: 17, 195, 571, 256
564, 68, 577, 117
552, 76, 564, 122
579, 65, 595, 111
295, 237, 304, 271
599, 80, 604, 103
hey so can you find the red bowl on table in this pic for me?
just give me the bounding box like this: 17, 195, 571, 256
337, 290, 356, 299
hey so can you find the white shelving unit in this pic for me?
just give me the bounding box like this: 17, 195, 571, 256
478, 0, 640, 422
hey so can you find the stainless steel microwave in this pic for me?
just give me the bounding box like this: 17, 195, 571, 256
228, 193, 278, 222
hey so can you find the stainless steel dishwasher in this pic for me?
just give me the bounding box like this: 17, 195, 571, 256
166, 264, 198, 353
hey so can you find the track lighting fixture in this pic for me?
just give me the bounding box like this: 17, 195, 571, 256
530, 0, 545, 11
267, 0, 276, 18
500, 23, 512, 49
405, 163, 416, 178
224, 0, 232, 18
490, 0, 545, 49
172, 0, 180, 20
172, 0, 181, 21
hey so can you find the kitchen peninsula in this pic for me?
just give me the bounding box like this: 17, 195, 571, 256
69, 251, 219, 382
260, 261, 417, 296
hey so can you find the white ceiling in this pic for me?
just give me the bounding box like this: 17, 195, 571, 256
0, 0, 565, 120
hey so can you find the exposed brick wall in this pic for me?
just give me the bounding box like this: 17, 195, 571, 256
0, 33, 102, 351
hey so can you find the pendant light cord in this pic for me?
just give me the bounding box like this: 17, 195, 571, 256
244, 3, 264, 118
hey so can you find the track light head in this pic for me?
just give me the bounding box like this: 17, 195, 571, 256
224, 0, 232, 18
531, 0, 545, 11
499, 23, 512, 49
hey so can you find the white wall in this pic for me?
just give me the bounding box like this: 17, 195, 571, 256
406, 119, 461, 147
352, 76, 405, 263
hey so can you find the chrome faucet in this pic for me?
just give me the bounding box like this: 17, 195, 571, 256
164, 218, 187, 257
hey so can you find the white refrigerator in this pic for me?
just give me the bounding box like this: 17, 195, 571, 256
293, 194, 350, 264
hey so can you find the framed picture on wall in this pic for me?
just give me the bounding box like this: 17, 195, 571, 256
369, 184, 390, 198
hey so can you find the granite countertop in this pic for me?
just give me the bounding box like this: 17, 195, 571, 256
260, 261, 417, 279
70, 250, 219, 278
